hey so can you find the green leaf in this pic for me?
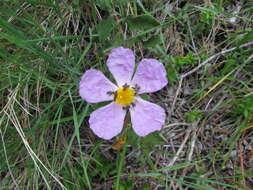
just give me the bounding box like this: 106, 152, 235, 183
173, 52, 197, 69
127, 128, 139, 148
139, 93, 150, 101
140, 131, 164, 153
185, 110, 203, 122
126, 15, 160, 31
96, 16, 115, 40
143, 35, 162, 48
95, 0, 112, 10
166, 65, 177, 84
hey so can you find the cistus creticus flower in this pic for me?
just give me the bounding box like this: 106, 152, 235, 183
79, 47, 168, 140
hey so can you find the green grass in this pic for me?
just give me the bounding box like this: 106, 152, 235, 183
1, 0, 253, 189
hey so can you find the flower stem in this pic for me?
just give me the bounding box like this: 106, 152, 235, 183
114, 110, 132, 189
115, 128, 128, 190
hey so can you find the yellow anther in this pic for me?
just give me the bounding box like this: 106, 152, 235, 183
115, 87, 135, 106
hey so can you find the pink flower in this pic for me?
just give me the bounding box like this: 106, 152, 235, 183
79, 47, 168, 140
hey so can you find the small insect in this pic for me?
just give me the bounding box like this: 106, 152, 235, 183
122, 83, 129, 91
112, 133, 127, 150
122, 105, 130, 110
131, 102, 136, 107
107, 91, 115, 96
113, 91, 118, 101
133, 84, 140, 95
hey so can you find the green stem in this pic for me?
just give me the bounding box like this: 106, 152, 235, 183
115, 138, 127, 190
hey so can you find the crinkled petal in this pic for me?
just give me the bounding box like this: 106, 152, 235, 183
130, 98, 166, 136
79, 69, 117, 103
89, 102, 126, 140
106, 46, 135, 86
131, 59, 168, 94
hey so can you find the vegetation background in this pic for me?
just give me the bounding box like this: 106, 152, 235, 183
0, 0, 253, 189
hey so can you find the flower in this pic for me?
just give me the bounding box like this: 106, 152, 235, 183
79, 47, 168, 140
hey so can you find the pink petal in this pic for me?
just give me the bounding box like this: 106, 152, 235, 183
130, 98, 166, 136
106, 47, 135, 86
79, 69, 117, 103
131, 59, 168, 94
89, 102, 126, 140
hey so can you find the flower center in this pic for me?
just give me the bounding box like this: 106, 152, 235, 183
115, 86, 135, 106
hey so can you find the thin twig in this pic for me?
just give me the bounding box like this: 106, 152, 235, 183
164, 122, 191, 128
169, 76, 183, 118
170, 41, 253, 115
168, 126, 192, 166
182, 41, 253, 78
187, 121, 199, 162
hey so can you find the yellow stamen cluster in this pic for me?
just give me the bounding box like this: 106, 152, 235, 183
115, 87, 135, 106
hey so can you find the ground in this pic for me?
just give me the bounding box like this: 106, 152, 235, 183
0, 0, 253, 189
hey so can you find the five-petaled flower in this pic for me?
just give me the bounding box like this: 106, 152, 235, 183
79, 47, 168, 140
